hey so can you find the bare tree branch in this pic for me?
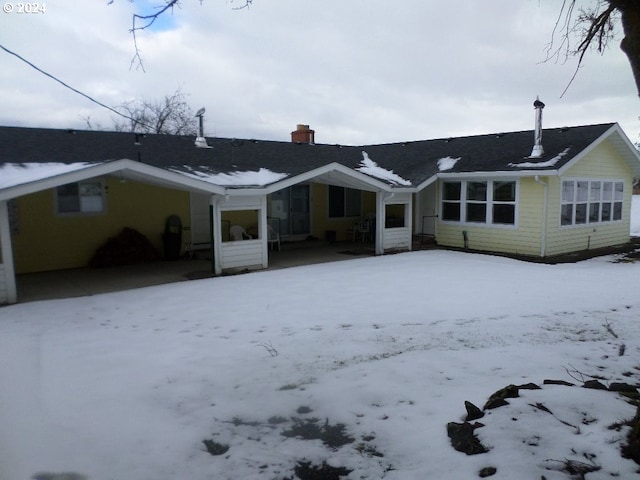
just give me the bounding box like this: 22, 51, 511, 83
109, 87, 199, 135
545, 1, 640, 98
108, 0, 253, 71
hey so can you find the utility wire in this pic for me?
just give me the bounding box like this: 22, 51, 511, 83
0, 43, 149, 129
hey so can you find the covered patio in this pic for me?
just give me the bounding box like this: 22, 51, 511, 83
13, 240, 378, 303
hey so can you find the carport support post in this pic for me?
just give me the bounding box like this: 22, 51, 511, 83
209, 202, 215, 275
259, 195, 269, 269
210, 195, 223, 276
0, 200, 17, 304
375, 191, 385, 255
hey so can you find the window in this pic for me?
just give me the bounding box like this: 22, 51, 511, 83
441, 182, 461, 221
560, 179, 623, 226
440, 179, 517, 226
328, 186, 361, 218
56, 180, 105, 215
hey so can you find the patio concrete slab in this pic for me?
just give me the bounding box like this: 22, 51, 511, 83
13, 241, 376, 303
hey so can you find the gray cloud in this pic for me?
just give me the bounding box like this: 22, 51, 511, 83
0, 0, 637, 145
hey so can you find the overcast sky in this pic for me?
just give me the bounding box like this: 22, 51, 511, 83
0, 0, 637, 145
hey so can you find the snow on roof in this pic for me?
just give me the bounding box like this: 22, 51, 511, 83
357, 151, 411, 186
0, 162, 96, 189
172, 166, 289, 187
437, 156, 461, 171
508, 147, 572, 168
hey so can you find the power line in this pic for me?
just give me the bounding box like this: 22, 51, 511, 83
0, 43, 148, 128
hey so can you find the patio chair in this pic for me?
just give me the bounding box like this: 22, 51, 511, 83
354, 219, 370, 242
267, 224, 281, 251
230, 225, 252, 241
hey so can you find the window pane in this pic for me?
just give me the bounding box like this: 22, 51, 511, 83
81, 196, 103, 212
493, 181, 515, 202
603, 182, 613, 200
466, 203, 486, 222
345, 188, 361, 217
575, 203, 587, 224
602, 203, 612, 221
466, 182, 487, 201
589, 203, 600, 223
614, 182, 624, 201
79, 181, 103, 212
442, 202, 460, 221
328, 185, 344, 217
576, 181, 588, 202
57, 183, 80, 213
493, 204, 515, 224
561, 204, 573, 225
589, 182, 601, 201
561, 181, 574, 202
613, 202, 623, 221
443, 182, 461, 201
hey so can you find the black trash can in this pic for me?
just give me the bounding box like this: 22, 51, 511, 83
162, 215, 183, 260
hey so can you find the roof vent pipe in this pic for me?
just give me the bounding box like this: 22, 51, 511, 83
194, 107, 210, 148
530, 97, 545, 158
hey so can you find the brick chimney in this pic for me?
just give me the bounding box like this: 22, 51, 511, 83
291, 124, 315, 144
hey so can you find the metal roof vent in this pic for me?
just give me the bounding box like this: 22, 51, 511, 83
194, 107, 210, 148
530, 97, 545, 158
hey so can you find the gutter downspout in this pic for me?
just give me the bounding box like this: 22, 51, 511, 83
534, 176, 548, 257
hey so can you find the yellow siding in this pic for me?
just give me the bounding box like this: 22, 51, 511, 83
436, 178, 545, 256
309, 184, 375, 241
435, 139, 634, 258
544, 140, 632, 256
12, 177, 190, 274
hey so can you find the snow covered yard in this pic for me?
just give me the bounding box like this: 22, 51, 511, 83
3, 202, 640, 479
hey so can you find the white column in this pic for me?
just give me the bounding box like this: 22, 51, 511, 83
405, 198, 413, 252
259, 195, 268, 268
0, 201, 17, 304
211, 195, 223, 276
375, 191, 385, 255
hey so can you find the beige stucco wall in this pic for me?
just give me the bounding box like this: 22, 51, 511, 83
12, 177, 190, 274
544, 140, 633, 256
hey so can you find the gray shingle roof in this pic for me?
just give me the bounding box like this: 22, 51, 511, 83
0, 123, 618, 188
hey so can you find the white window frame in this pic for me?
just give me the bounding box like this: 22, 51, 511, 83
440, 179, 519, 228
560, 178, 624, 228
55, 179, 106, 216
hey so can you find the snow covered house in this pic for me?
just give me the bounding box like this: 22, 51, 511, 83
1, 113, 640, 305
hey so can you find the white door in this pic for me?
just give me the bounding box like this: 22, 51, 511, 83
420, 184, 437, 235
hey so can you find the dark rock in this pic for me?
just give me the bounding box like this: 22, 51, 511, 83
294, 461, 352, 480
478, 466, 497, 477
623, 406, 640, 465
517, 382, 541, 390
202, 439, 229, 456
609, 382, 638, 393
484, 397, 510, 410
483, 384, 519, 410
583, 380, 608, 390
447, 422, 488, 455
543, 379, 574, 386
465, 401, 485, 421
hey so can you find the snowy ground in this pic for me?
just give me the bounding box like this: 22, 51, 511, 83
2, 201, 640, 479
